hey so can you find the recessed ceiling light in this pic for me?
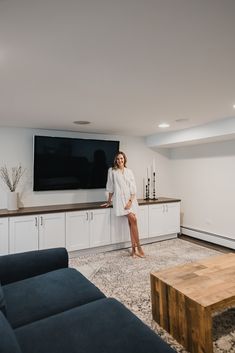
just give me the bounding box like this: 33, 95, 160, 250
233, 104, 235, 109
158, 123, 170, 128
73, 120, 91, 125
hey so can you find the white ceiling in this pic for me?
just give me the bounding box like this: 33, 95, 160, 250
0, 0, 235, 137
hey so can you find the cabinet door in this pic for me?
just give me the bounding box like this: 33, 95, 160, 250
164, 203, 180, 234
90, 209, 111, 247
39, 213, 65, 250
0, 218, 8, 255
149, 203, 180, 237
9, 216, 38, 254
149, 204, 166, 237
66, 211, 90, 251
138, 205, 149, 239
110, 210, 130, 244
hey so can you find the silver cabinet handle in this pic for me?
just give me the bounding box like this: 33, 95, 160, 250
40, 216, 43, 226
35, 217, 38, 227
91, 212, 93, 221
163, 204, 165, 213
86, 212, 89, 221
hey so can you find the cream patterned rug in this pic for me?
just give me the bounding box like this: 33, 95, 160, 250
70, 238, 235, 353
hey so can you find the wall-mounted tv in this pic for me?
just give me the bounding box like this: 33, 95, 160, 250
33, 135, 119, 191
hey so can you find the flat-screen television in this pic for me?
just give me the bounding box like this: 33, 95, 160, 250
33, 135, 119, 191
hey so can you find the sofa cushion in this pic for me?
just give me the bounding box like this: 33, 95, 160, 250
3, 268, 105, 328
0, 311, 22, 353
15, 298, 175, 353
0, 283, 7, 316
0, 247, 69, 285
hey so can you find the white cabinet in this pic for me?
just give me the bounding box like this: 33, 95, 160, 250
110, 202, 179, 244
149, 202, 180, 238
4, 200, 180, 255
9, 216, 38, 254
9, 213, 65, 254
110, 209, 130, 244
66, 211, 90, 251
66, 208, 111, 251
90, 209, 111, 247
0, 218, 9, 255
138, 205, 149, 239
39, 213, 65, 250
165, 203, 180, 234
111, 205, 149, 244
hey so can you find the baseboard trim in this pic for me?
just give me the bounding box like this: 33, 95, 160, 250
69, 233, 178, 258
181, 226, 235, 250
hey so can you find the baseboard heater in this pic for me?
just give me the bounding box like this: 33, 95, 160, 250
181, 226, 235, 250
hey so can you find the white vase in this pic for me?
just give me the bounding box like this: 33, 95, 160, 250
7, 191, 18, 211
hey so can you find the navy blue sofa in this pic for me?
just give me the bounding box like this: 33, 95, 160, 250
0, 247, 175, 353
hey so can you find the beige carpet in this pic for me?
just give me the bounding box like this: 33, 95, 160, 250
70, 238, 235, 353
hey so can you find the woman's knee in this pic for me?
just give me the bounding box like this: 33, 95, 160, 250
128, 213, 137, 224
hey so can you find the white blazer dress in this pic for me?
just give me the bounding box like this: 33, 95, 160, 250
106, 167, 139, 216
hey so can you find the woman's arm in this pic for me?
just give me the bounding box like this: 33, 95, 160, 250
101, 168, 114, 207
124, 194, 135, 210
125, 169, 136, 210
101, 192, 113, 207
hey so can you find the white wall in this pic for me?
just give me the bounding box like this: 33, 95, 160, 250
169, 140, 235, 240
1, 127, 234, 244
0, 127, 171, 208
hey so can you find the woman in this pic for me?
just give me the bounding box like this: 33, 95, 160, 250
102, 151, 145, 258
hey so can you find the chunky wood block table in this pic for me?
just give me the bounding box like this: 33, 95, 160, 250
150, 253, 235, 353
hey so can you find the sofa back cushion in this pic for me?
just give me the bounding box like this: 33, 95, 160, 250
4, 268, 105, 329
15, 298, 175, 353
0, 247, 69, 285
0, 311, 22, 353
0, 282, 7, 316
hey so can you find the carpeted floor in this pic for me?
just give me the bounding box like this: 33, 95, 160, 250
70, 238, 235, 353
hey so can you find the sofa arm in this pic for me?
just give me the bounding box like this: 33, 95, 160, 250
0, 248, 68, 285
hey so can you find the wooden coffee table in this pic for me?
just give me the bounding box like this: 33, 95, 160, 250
150, 253, 235, 353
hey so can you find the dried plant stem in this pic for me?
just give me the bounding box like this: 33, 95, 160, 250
0, 165, 25, 192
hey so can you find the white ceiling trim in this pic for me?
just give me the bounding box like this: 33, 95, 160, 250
146, 117, 235, 149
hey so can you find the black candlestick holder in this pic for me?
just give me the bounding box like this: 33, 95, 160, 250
144, 178, 150, 200
152, 172, 157, 200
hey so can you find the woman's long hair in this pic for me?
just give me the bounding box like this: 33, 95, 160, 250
113, 151, 127, 169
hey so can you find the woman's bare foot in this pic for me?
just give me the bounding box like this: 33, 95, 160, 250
130, 246, 137, 258
135, 245, 145, 258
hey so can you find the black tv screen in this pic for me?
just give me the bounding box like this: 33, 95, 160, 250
33, 136, 119, 191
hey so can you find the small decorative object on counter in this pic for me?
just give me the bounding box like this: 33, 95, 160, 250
152, 172, 158, 200
0, 164, 25, 210
145, 178, 151, 200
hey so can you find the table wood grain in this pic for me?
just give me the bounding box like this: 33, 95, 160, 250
151, 253, 235, 353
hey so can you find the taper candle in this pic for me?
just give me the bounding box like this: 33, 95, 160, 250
152, 158, 156, 174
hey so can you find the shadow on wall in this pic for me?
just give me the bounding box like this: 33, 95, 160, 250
151, 148, 171, 158
169, 139, 235, 159
180, 211, 184, 225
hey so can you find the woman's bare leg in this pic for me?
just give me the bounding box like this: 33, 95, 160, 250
127, 213, 145, 258
128, 219, 137, 257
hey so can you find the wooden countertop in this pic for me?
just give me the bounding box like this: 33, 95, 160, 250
0, 197, 181, 218
138, 197, 181, 205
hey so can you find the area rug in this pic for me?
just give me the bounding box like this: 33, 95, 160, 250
70, 238, 235, 353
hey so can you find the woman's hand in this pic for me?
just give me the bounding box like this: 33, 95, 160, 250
100, 201, 112, 208
124, 200, 132, 210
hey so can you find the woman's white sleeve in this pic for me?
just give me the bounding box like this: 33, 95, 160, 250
106, 168, 114, 193
129, 170, 137, 194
